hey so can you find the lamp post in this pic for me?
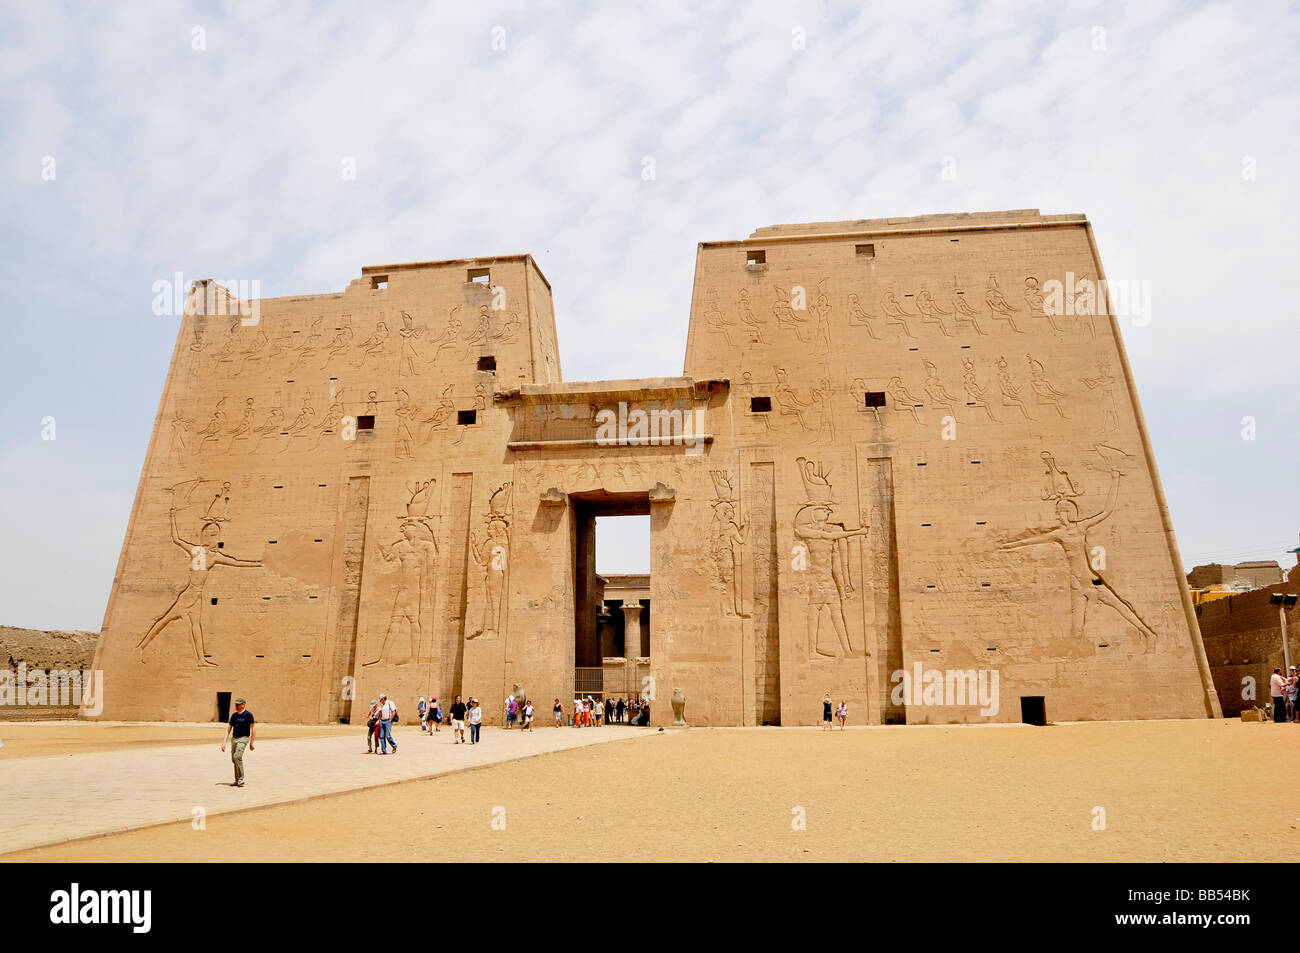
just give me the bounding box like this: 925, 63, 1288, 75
1268, 592, 1298, 670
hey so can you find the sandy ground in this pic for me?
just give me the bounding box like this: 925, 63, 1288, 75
0, 721, 343, 760
7, 718, 1298, 862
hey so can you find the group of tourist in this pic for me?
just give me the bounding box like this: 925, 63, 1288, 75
1269, 667, 1300, 722
357, 690, 654, 755
561, 695, 649, 727
821, 693, 849, 730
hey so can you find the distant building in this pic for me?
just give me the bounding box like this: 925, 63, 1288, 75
1188, 561, 1285, 605
1196, 555, 1300, 716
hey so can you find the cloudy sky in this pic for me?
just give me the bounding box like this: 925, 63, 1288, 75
1, 0, 1297, 631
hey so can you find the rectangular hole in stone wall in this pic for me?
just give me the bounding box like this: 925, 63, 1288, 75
477, 355, 496, 371
1021, 696, 1046, 726
216, 542, 224, 549
467, 267, 490, 284
458, 409, 477, 426
750, 396, 772, 413
855, 243, 875, 258
746, 249, 766, 266
370, 275, 388, 290
357, 415, 375, 430
864, 391, 886, 408
210, 598, 218, 605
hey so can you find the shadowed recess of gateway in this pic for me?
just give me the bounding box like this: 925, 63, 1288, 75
88, 210, 1221, 727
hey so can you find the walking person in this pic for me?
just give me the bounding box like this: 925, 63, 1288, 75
522, 699, 534, 731
377, 692, 398, 754
1287, 667, 1299, 723
505, 694, 518, 729
429, 696, 442, 733
469, 697, 483, 744
594, 698, 603, 727
418, 696, 428, 731
1271, 669, 1287, 723
220, 697, 255, 787
604, 697, 613, 725
822, 693, 833, 731
837, 700, 848, 730
573, 697, 583, 727
553, 698, 563, 726
365, 699, 380, 753
449, 695, 467, 743
616, 697, 625, 724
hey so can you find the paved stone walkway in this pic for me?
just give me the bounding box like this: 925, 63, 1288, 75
0, 724, 649, 854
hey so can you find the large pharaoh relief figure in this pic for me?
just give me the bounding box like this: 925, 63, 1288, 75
468, 482, 513, 641
137, 479, 263, 668
364, 479, 440, 666
999, 446, 1159, 647
708, 470, 749, 619
792, 457, 869, 660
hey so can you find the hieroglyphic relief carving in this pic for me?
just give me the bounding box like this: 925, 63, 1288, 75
419, 383, 455, 443
916, 289, 954, 337
774, 367, 835, 441
708, 470, 749, 618
321, 316, 353, 369
168, 412, 193, 461
1000, 446, 1157, 643
995, 356, 1033, 420
922, 361, 962, 418
280, 390, 316, 450
427, 306, 462, 364
137, 479, 264, 667
310, 388, 346, 449
885, 376, 925, 423
961, 357, 999, 421
353, 317, 389, 366
196, 398, 230, 450
1026, 354, 1069, 418
812, 278, 833, 353
224, 397, 257, 452
1080, 361, 1121, 434
703, 290, 736, 346
773, 286, 811, 342
291, 317, 324, 370
364, 479, 439, 666
985, 275, 1024, 332
793, 457, 868, 659
394, 388, 418, 459
468, 482, 513, 641
879, 288, 916, 337
737, 289, 767, 344
846, 292, 879, 339
951, 277, 987, 335
1024, 277, 1055, 330
249, 403, 286, 453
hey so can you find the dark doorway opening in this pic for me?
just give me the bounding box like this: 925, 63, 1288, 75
1020, 695, 1046, 726
216, 691, 232, 723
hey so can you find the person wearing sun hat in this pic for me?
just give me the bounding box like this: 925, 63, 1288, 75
220, 697, 255, 787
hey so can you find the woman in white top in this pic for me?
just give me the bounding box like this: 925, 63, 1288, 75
837, 701, 848, 730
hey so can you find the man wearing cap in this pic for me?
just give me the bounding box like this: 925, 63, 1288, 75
377, 692, 398, 754
220, 697, 255, 787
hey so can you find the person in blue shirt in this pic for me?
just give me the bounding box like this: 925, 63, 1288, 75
221, 698, 255, 787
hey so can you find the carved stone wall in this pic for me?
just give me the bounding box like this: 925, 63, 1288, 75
91, 213, 1219, 726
